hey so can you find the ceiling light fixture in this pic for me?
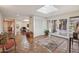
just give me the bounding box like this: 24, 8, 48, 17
24, 19, 29, 21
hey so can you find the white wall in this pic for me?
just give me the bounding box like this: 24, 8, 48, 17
33, 16, 47, 37
29, 17, 33, 32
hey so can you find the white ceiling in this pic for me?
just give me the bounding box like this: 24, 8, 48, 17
0, 5, 43, 17
0, 5, 79, 18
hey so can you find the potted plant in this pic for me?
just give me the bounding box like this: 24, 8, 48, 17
0, 32, 7, 52
0, 32, 7, 44
44, 30, 49, 36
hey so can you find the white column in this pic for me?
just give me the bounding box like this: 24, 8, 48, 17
0, 14, 3, 33
67, 18, 70, 38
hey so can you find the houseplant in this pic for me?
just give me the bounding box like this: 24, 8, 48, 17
0, 32, 7, 45
44, 30, 49, 36
0, 32, 7, 52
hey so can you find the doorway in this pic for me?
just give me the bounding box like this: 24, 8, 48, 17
3, 19, 15, 34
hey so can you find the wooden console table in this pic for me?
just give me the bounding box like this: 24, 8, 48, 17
69, 37, 79, 53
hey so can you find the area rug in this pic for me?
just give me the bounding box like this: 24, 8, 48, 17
34, 37, 58, 52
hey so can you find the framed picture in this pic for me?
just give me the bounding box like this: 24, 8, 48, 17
27, 24, 29, 27
59, 19, 67, 30
16, 24, 19, 29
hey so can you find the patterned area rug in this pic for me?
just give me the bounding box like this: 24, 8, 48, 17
34, 36, 58, 52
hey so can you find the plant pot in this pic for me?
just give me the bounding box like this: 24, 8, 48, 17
44, 30, 49, 36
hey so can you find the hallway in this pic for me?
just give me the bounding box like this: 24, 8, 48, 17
0, 5, 79, 53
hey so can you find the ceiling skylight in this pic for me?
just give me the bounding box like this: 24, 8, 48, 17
37, 5, 58, 14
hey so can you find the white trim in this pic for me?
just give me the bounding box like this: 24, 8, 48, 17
51, 33, 69, 39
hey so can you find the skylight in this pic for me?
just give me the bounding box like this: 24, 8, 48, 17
37, 5, 58, 14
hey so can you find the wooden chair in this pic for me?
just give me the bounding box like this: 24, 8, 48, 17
26, 32, 33, 44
